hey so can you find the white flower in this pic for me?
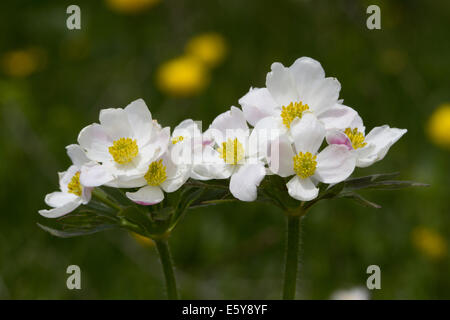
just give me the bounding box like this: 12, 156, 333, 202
124, 119, 199, 205
77, 99, 170, 188
326, 113, 407, 168
194, 106, 266, 202
330, 286, 370, 300
269, 113, 355, 201
124, 147, 192, 206
39, 145, 92, 218
168, 119, 206, 180
238, 57, 357, 139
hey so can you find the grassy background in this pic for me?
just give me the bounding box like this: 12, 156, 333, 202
0, 0, 449, 299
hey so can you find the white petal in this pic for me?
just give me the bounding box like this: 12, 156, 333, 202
142, 126, 171, 161
192, 145, 234, 179
80, 163, 114, 187
268, 134, 295, 177
266, 62, 298, 106
318, 105, 360, 130
208, 106, 249, 144
315, 145, 355, 183
39, 197, 83, 218
290, 113, 325, 154
289, 57, 340, 114
99, 108, 133, 140
172, 119, 201, 139
44, 191, 78, 208
247, 117, 284, 160
238, 87, 279, 126
357, 126, 407, 167
286, 176, 319, 201
126, 186, 164, 205
125, 99, 153, 144
326, 129, 352, 150
229, 163, 266, 201
77, 124, 112, 162
59, 165, 79, 193
160, 153, 191, 193
66, 144, 90, 167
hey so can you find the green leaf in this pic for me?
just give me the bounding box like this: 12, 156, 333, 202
37, 223, 116, 238
348, 180, 429, 191
117, 206, 155, 235
339, 192, 382, 209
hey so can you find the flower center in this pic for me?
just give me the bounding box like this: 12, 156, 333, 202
109, 137, 139, 164
217, 138, 244, 165
280, 101, 310, 129
344, 128, 367, 149
67, 171, 82, 196
293, 152, 317, 179
171, 136, 184, 144
144, 159, 167, 186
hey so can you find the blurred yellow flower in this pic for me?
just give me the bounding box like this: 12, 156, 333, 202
427, 104, 450, 149
156, 55, 209, 97
185, 33, 227, 68
1, 48, 44, 78
131, 232, 155, 247
412, 227, 447, 260
106, 0, 160, 14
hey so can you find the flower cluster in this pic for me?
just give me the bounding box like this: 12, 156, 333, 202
39, 57, 407, 218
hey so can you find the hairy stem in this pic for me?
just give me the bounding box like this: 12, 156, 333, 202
282, 214, 301, 300
155, 238, 178, 300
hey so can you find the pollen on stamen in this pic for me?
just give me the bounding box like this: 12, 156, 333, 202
144, 159, 167, 186
67, 171, 82, 197
280, 101, 310, 129
171, 136, 184, 144
217, 138, 244, 165
293, 152, 317, 179
109, 137, 139, 164
344, 128, 367, 149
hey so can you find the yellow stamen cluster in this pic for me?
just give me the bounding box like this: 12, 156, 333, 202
344, 128, 367, 149
144, 159, 167, 186
280, 101, 310, 129
217, 138, 244, 165
67, 172, 82, 197
171, 136, 184, 144
293, 152, 317, 179
109, 137, 139, 164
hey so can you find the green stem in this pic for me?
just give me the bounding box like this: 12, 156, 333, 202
155, 238, 178, 300
282, 214, 301, 300
92, 189, 122, 211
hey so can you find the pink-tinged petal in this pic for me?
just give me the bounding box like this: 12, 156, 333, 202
126, 186, 164, 205
326, 129, 353, 150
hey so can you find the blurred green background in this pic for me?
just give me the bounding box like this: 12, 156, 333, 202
1, 0, 449, 299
